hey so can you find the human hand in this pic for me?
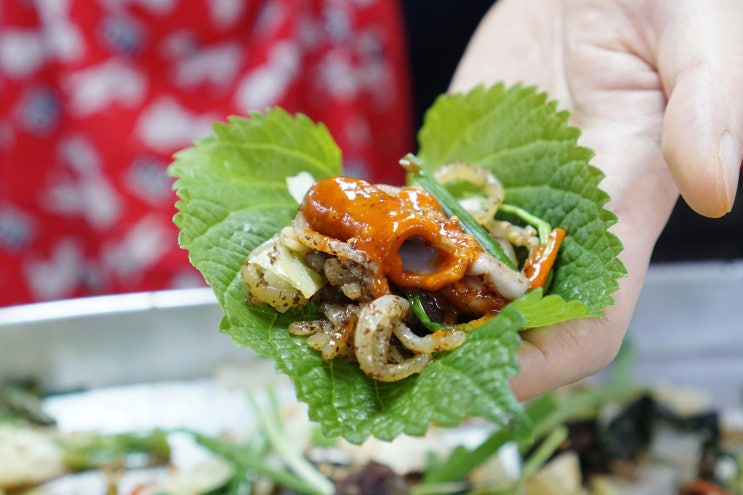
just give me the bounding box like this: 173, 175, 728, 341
450, 0, 743, 400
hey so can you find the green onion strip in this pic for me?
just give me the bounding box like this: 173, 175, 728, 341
498, 203, 552, 245
409, 292, 446, 333
399, 154, 517, 270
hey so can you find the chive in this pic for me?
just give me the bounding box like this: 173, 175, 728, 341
498, 203, 551, 244
189, 431, 324, 495
518, 426, 568, 483
409, 292, 446, 333
421, 428, 514, 485
59, 430, 171, 470
0, 383, 56, 426
420, 395, 553, 486
412, 480, 471, 495
184, 386, 334, 495
399, 154, 517, 270
249, 390, 335, 495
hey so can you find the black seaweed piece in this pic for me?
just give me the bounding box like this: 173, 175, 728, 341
601, 394, 656, 462
561, 394, 656, 475
562, 394, 724, 484
335, 462, 412, 495
654, 402, 720, 448
654, 401, 721, 481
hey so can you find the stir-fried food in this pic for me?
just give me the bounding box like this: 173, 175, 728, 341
241, 162, 565, 382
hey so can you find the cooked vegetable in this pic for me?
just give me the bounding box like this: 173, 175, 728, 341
0, 425, 66, 490
0, 383, 56, 426
0, 426, 172, 491
242, 228, 325, 313
524, 227, 566, 289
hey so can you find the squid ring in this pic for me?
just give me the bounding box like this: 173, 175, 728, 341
354, 295, 432, 382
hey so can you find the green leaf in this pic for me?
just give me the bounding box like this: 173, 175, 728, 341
289, 302, 525, 444
170, 85, 625, 445
509, 289, 591, 328
170, 110, 342, 303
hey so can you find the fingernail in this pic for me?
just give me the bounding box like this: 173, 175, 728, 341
720, 130, 742, 212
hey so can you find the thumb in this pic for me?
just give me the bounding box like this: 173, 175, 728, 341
656, 1, 743, 218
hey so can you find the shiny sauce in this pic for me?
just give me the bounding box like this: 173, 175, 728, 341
300, 177, 481, 293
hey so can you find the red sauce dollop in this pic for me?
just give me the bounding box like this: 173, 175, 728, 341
300, 177, 481, 294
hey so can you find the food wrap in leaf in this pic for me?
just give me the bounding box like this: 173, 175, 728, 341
169, 84, 625, 444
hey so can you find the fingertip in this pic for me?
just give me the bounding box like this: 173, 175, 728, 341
720, 129, 742, 210
655, 1, 743, 218
661, 77, 741, 218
